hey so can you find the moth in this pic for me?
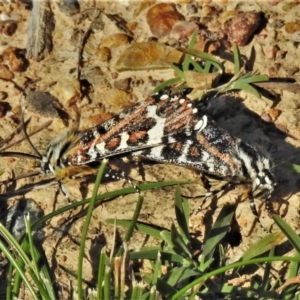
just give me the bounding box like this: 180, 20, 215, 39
1, 88, 276, 229
40, 88, 276, 229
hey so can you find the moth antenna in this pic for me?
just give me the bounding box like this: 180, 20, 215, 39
247, 192, 270, 233
0, 170, 42, 186
0, 120, 52, 152
77, 8, 102, 80
71, 104, 81, 131
0, 178, 59, 198
0, 118, 31, 148
19, 95, 42, 159
270, 153, 300, 172
0, 151, 41, 160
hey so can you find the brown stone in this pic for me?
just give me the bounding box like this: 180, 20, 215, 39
100, 33, 131, 48
2, 21, 18, 36
224, 11, 262, 46
146, 3, 184, 37
115, 42, 183, 71
285, 22, 300, 34
95, 47, 111, 62
96, 88, 133, 114
170, 21, 198, 40
0, 64, 14, 80
0, 101, 11, 118
1, 47, 27, 72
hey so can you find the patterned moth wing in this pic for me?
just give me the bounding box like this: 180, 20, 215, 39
133, 125, 275, 196
42, 88, 204, 177
131, 106, 276, 225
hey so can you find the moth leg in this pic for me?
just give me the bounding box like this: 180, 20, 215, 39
247, 192, 270, 233
265, 195, 273, 218
193, 175, 233, 215
195, 179, 270, 233
58, 180, 72, 200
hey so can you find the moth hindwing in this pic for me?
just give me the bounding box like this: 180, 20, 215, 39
132, 105, 276, 231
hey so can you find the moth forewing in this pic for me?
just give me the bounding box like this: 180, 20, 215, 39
61, 91, 202, 167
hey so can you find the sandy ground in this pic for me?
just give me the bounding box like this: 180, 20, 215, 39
1, 0, 300, 296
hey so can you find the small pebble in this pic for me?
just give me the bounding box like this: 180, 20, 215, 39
285, 22, 300, 34
146, 3, 184, 37
223, 11, 262, 46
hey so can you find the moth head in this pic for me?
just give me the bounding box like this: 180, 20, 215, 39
41, 128, 81, 176
41, 156, 52, 174
237, 141, 276, 198
252, 157, 276, 198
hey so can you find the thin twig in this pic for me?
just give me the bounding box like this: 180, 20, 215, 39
77, 9, 101, 80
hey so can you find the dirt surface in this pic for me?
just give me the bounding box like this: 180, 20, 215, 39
1, 0, 300, 297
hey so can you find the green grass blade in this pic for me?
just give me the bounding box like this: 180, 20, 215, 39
124, 194, 144, 243
273, 214, 300, 253
25, 217, 41, 280
163, 266, 201, 286
149, 286, 159, 300
241, 230, 285, 261
174, 187, 190, 245
24, 218, 57, 299
233, 44, 242, 75
183, 31, 202, 72
32, 181, 191, 231
77, 159, 108, 299
0, 240, 39, 300
152, 252, 162, 285
104, 266, 112, 300
201, 205, 235, 262
33, 242, 58, 300
203, 61, 212, 73
281, 253, 300, 298
172, 256, 300, 299
283, 163, 300, 173
156, 278, 178, 298
106, 219, 163, 240
117, 194, 144, 256
170, 224, 192, 259
239, 74, 269, 84
169, 63, 185, 78
152, 77, 183, 94
261, 247, 275, 291
188, 30, 198, 49
131, 282, 143, 300
0, 224, 32, 266
130, 249, 185, 264
6, 257, 14, 300
225, 81, 262, 98
183, 56, 204, 73
0, 226, 51, 299
177, 48, 223, 74
11, 240, 28, 296
97, 248, 108, 299
160, 230, 174, 248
